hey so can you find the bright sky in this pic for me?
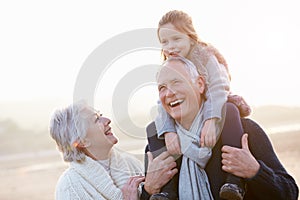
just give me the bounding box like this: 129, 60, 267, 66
1, 0, 300, 129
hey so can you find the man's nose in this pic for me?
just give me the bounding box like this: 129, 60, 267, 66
165, 87, 176, 97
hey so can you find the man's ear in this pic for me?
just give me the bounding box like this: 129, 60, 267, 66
196, 75, 206, 94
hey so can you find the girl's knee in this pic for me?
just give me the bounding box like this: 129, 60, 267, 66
225, 102, 240, 119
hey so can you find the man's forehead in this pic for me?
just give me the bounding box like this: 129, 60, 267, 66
158, 66, 189, 85
160, 62, 187, 76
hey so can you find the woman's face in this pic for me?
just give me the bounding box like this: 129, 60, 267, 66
158, 23, 193, 58
84, 110, 118, 150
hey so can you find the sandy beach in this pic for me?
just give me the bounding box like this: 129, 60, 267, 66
1, 128, 299, 200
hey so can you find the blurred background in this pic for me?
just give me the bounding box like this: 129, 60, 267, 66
1, 0, 299, 199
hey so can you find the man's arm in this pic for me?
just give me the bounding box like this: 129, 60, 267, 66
222, 119, 299, 200
140, 151, 178, 200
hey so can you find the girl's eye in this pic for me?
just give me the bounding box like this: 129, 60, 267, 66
173, 37, 181, 41
161, 40, 167, 45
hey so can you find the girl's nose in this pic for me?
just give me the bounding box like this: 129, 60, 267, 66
167, 42, 175, 51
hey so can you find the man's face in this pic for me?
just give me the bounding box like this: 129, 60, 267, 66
157, 60, 204, 129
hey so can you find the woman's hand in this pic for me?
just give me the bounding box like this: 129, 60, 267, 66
121, 175, 145, 200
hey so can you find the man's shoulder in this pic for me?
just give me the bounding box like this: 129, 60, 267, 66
146, 121, 156, 133
241, 118, 268, 138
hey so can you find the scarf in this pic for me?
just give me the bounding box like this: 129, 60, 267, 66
176, 106, 214, 200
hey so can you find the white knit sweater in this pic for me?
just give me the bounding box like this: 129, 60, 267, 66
55, 149, 143, 200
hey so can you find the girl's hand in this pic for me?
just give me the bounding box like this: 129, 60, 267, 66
165, 132, 182, 155
121, 175, 145, 200
200, 118, 217, 147
227, 94, 251, 117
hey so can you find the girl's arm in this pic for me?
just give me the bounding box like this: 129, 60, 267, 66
154, 101, 176, 138
203, 55, 230, 124
154, 101, 181, 155
199, 55, 230, 147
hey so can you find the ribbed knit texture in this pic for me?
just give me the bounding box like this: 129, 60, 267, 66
176, 106, 214, 199
55, 148, 143, 200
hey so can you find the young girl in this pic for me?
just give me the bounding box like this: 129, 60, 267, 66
148, 10, 251, 200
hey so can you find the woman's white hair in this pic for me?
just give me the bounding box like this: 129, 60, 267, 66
49, 100, 92, 162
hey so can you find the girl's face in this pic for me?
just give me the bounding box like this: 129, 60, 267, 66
158, 23, 194, 58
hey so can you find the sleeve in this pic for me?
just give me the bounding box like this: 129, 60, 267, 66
203, 55, 230, 122
56, 187, 81, 200
154, 100, 176, 138
243, 119, 299, 200
140, 184, 151, 200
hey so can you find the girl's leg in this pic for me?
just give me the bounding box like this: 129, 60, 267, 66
219, 102, 245, 200
221, 102, 243, 148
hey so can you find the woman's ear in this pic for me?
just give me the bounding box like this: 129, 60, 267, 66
77, 139, 91, 148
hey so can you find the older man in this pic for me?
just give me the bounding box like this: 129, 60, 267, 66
145, 57, 298, 200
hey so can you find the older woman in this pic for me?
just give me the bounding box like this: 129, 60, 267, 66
49, 101, 178, 200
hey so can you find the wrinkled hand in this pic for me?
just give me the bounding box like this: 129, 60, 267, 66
144, 151, 178, 195
200, 118, 217, 147
221, 133, 260, 178
121, 175, 145, 200
165, 132, 181, 155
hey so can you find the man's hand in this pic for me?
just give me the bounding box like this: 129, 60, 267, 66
165, 132, 181, 155
121, 175, 145, 200
200, 118, 217, 147
144, 151, 178, 195
221, 133, 260, 178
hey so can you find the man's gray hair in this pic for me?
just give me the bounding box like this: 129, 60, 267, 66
49, 100, 91, 162
159, 56, 201, 82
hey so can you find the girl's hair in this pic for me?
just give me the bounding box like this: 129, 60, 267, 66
157, 10, 228, 70
49, 100, 91, 162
